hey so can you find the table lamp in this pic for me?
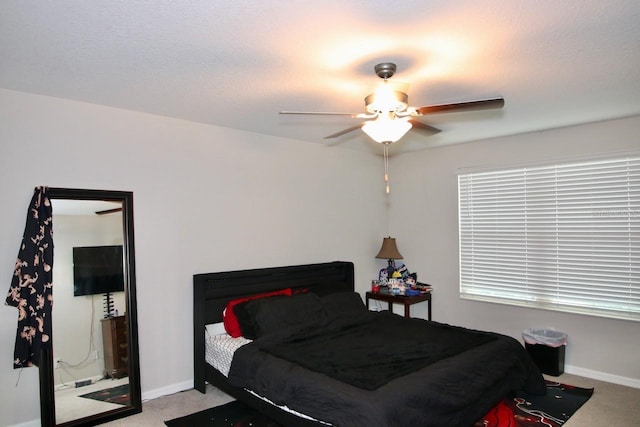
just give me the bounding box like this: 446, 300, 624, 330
375, 236, 403, 277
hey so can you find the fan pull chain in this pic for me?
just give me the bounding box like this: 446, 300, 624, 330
384, 143, 390, 194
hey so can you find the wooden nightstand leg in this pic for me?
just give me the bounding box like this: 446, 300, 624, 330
388, 302, 393, 313
404, 305, 410, 318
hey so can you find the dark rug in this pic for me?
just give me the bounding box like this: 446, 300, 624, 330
79, 384, 130, 406
475, 380, 594, 427
165, 381, 593, 427
165, 400, 282, 427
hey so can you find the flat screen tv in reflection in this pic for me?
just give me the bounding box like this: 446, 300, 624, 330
73, 245, 125, 297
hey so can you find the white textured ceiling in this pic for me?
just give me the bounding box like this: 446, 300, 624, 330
1, 1, 639, 155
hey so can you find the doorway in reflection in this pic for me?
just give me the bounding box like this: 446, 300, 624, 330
51, 200, 129, 424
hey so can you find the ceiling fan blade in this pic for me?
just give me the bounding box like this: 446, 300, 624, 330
280, 111, 360, 117
323, 124, 364, 139
408, 119, 442, 136
96, 207, 123, 215
415, 97, 504, 115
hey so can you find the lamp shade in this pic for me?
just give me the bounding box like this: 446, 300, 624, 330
375, 237, 403, 260
362, 116, 412, 144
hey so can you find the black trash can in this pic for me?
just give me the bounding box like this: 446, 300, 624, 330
523, 329, 567, 376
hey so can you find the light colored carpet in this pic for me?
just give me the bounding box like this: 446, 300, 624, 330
102, 373, 640, 426
552, 373, 640, 427
103, 384, 232, 427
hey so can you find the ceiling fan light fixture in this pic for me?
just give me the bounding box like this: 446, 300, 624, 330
362, 115, 413, 144
365, 89, 409, 114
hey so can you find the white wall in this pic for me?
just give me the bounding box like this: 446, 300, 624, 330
391, 115, 640, 387
0, 89, 386, 426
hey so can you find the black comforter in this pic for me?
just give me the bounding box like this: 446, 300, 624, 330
227, 292, 545, 427
262, 311, 497, 390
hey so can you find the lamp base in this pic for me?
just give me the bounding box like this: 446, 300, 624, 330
386, 259, 396, 277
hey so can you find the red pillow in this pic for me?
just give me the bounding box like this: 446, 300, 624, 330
223, 288, 292, 337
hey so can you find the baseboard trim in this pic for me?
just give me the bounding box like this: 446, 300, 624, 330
565, 364, 640, 389
141, 379, 193, 402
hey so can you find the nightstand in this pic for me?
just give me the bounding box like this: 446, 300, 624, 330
101, 315, 128, 379
366, 289, 432, 320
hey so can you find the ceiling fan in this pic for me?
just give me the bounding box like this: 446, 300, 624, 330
280, 62, 504, 193
280, 62, 504, 144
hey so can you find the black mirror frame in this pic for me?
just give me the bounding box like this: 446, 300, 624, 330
40, 188, 141, 427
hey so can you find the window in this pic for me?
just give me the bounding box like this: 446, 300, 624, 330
458, 155, 640, 321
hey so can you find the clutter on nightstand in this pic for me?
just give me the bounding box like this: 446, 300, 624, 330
374, 236, 430, 296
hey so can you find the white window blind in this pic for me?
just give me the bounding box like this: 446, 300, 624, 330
458, 156, 640, 321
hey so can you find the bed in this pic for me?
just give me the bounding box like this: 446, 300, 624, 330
193, 261, 545, 427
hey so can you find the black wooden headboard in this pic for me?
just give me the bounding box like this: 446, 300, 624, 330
193, 261, 354, 393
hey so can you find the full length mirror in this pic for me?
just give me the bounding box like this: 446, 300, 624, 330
40, 188, 141, 427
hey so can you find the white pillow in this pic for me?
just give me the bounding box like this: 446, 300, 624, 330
205, 322, 226, 336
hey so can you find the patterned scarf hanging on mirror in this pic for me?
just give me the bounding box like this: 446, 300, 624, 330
5, 186, 54, 368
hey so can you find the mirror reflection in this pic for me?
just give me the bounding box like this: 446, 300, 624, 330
51, 200, 130, 424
